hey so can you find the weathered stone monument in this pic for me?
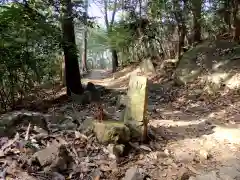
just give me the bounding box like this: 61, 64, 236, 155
92, 76, 148, 144
124, 75, 148, 141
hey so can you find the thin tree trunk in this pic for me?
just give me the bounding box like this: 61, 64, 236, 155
223, 0, 231, 32
173, 0, 188, 59
61, 0, 83, 95
111, 49, 118, 72
81, 0, 88, 72
178, 24, 187, 59
232, 0, 240, 42
81, 28, 87, 72
192, 0, 202, 43
61, 54, 66, 86
103, 0, 118, 73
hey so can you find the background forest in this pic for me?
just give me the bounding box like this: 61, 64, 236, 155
1, 1, 240, 180
1, 0, 239, 112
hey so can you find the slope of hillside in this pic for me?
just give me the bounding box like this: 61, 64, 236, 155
1, 40, 240, 180
176, 40, 240, 89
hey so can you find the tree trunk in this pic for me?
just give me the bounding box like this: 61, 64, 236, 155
81, 0, 88, 72
61, 55, 66, 86
103, 0, 118, 72
232, 0, 240, 42
223, 0, 231, 32
178, 24, 187, 59
192, 0, 202, 43
61, 0, 84, 95
81, 24, 87, 72
81, 47, 87, 72
81, 25, 87, 72
111, 48, 118, 72
173, 0, 188, 58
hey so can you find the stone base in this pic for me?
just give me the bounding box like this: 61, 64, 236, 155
93, 120, 130, 144
124, 121, 148, 142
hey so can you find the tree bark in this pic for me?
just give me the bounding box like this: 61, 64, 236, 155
81, 0, 88, 72
192, 0, 202, 43
81, 45, 87, 72
60, 54, 66, 86
223, 0, 231, 32
232, 0, 240, 42
61, 0, 84, 95
103, 0, 118, 73
111, 48, 118, 72
173, 0, 188, 59
178, 25, 187, 58
217, 0, 231, 33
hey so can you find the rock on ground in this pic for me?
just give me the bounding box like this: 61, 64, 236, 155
30, 144, 73, 172
93, 121, 130, 144
123, 167, 147, 180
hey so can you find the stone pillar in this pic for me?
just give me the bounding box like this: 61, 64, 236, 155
124, 75, 148, 141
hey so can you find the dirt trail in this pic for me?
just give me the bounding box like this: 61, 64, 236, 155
84, 69, 112, 80
1, 66, 239, 180
84, 68, 240, 179
82, 66, 141, 89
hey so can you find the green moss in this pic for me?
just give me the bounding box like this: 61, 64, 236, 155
93, 120, 130, 144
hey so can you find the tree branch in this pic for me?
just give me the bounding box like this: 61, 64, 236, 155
110, 0, 117, 27
104, 0, 109, 29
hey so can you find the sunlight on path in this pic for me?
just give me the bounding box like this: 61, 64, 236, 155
84, 69, 112, 80
82, 67, 141, 89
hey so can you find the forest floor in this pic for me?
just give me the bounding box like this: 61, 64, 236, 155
1, 41, 240, 179
82, 67, 240, 180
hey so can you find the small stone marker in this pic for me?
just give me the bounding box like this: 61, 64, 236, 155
124, 75, 148, 141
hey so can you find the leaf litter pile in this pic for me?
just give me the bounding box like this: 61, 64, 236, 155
1, 72, 240, 180
0, 89, 154, 180
0, 110, 125, 180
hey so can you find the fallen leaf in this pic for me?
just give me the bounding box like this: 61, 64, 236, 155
95, 160, 109, 165
129, 142, 140, 149
100, 164, 111, 172
87, 163, 97, 167
0, 150, 5, 157
94, 175, 100, 180
187, 164, 200, 175
0, 168, 7, 179
52, 172, 65, 180
139, 145, 152, 152
1, 133, 19, 151
75, 131, 88, 140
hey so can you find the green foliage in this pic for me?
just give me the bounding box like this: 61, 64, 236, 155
87, 27, 109, 51
0, 2, 62, 111
0, 0, 238, 111
93, 0, 234, 65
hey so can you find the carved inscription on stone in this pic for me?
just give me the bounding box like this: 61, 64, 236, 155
124, 75, 148, 140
